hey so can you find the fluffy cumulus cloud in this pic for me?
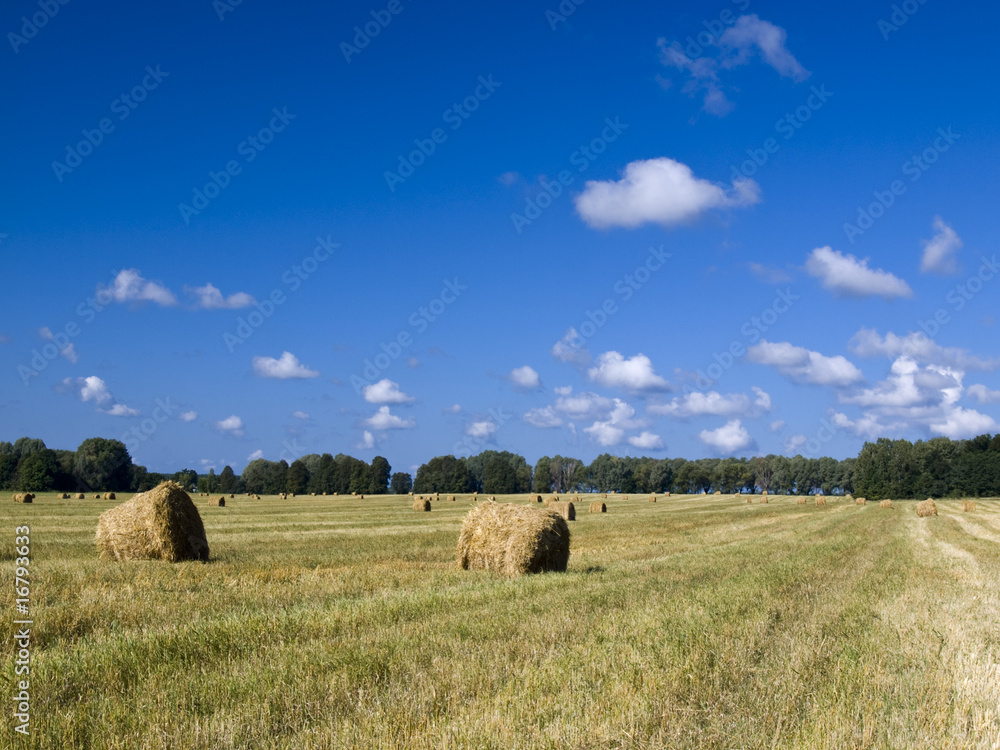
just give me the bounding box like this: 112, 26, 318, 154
587, 351, 669, 392
358, 431, 376, 449
574, 157, 760, 230
466, 421, 497, 440
967, 384, 1000, 404
508, 365, 542, 391
185, 283, 256, 310
748, 340, 864, 387
834, 357, 998, 440
551, 328, 590, 366
921, 216, 962, 275
583, 399, 645, 447
628, 431, 664, 450
699, 419, 754, 454
252, 351, 319, 379
363, 378, 415, 404
247, 449, 264, 461
105, 269, 177, 306
849, 328, 998, 371
658, 15, 808, 116
364, 406, 415, 430
39, 327, 78, 363
805, 247, 913, 300
214, 415, 245, 437
650, 387, 771, 418
523, 406, 563, 428
180, 411, 198, 422
61, 375, 138, 416
554, 389, 614, 420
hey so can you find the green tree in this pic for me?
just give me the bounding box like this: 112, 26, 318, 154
532, 457, 552, 493
16, 450, 59, 491
368, 456, 391, 494
74, 438, 133, 491
218, 465, 241, 493
173, 468, 199, 491
413, 455, 476, 493
483, 456, 518, 494
390, 472, 413, 494
286, 460, 310, 494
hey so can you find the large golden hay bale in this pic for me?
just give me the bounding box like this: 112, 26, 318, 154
880, 499, 893, 509
103, 492, 116, 500
916, 498, 938, 517
589, 501, 607, 513
816, 496, 827, 506
456, 503, 570, 576
75, 493, 85, 499
215, 497, 226, 507
95, 481, 209, 562
856, 497, 867, 506
962, 500, 977, 512
797, 497, 807, 505
12, 493, 34, 503
413, 498, 431, 512
553, 501, 575, 521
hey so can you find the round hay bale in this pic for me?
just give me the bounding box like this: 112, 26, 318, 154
759, 497, 769, 504
553, 501, 575, 521
359, 494, 364, 499
456, 503, 570, 576
816, 496, 827, 506
59, 493, 70, 499
448, 495, 456, 502
290, 493, 296, 498
916, 498, 937, 517
229, 493, 235, 498
797, 497, 807, 505
488, 496, 496, 502
12, 493, 34, 503
75, 493, 85, 499
880, 499, 893, 509
962, 499, 977, 512
94, 494, 101, 499
105, 492, 116, 500
856, 497, 867, 506
600, 493, 607, 499
544, 496, 557, 507
95, 481, 209, 562
648, 495, 656, 503
665, 492, 671, 497
762, 490, 769, 497
528, 494, 542, 503
621, 495, 629, 501
413, 498, 431, 512
311, 492, 316, 496
746, 496, 753, 504
216, 497, 226, 507
714, 490, 722, 495
589, 501, 607, 513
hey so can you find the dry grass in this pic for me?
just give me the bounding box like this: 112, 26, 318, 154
916, 498, 938, 517
95, 481, 209, 562
455, 502, 570, 576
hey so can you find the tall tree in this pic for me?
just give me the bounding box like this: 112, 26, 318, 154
368, 456, 391, 494
74, 438, 133, 491
390, 472, 413, 494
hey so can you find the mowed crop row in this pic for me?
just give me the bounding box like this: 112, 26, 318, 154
3, 493, 999, 749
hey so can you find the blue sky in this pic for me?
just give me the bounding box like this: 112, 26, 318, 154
3, 0, 1000, 476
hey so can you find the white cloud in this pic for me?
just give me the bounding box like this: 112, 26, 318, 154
784, 434, 809, 453
650, 387, 771, 418
292, 411, 310, 420
105, 403, 140, 417
105, 269, 177, 306
929, 408, 998, 440
967, 384, 1000, 404
748, 340, 864, 387
214, 415, 245, 437
524, 406, 563, 428
180, 411, 198, 422
584, 399, 645, 447
185, 282, 256, 310
247, 449, 264, 461
358, 431, 376, 449
699, 419, 754, 454
921, 216, 962, 275
61, 375, 138, 416
39, 327, 78, 363
551, 328, 590, 366
252, 351, 319, 379
587, 351, 669, 392
363, 378, 415, 404
849, 328, 998, 371
554, 391, 614, 420
443, 404, 462, 414
658, 15, 808, 116
805, 247, 913, 300
770, 420, 786, 431
364, 406, 415, 430
628, 431, 664, 450
553, 385, 573, 396
509, 365, 542, 391
466, 421, 497, 440
841, 357, 961, 410
575, 157, 760, 229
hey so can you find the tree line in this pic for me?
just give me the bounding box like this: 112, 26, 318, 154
5, 433, 1000, 498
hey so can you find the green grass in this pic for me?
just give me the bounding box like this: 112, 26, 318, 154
2, 492, 999, 749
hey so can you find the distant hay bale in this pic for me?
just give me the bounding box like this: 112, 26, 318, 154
58, 493, 69, 499
916, 498, 938, 517
279, 493, 286, 500
488, 496, 496, 502
544, 496, 557, 507
94, 494, 101, 499
95, 481, 209, 562
816, 496, 827, 506
456, 503, 570, 576
448, 495, 456, 502
413, 497, 431, 512
714, 490, 722, 495
621, 495, 629, 501
600, 493, 607, 499
962, 500, 977, 512
228, 493, 234, 498
215, 497, 226, 507
589, 501, 607, 513
553, 501, 575, 521
648, 495, 656, 503
856, 497, 867, 506
759, 497, 769, 504
103, 492, 116, 500
665, 492, 671, 497
12, 493, 34, 503
75, 493, 85, 499
797, 497, 807, 505
880, 499, 893, 508
528, 494, 541, 503
762, 490, 769, 497
359, 494, 364, 499
746, 496, 753, 503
